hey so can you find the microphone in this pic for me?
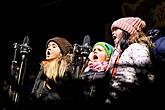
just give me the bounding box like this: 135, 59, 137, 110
83, 35, 90, 46
20, 36, 32, 55
81, 35, 92, 56
23, 36, 30, 45
72, 35, 92, 79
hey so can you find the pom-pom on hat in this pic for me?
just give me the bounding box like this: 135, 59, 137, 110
93, 42, 114, 59
111, 17, 146, 35
46, 37, 73, 55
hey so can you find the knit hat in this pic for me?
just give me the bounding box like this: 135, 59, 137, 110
46, 37, 73, 55
93, 42, 113, 59
111, 17, 146, 35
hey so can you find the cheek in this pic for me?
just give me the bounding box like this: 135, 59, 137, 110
98, 53, 107, 61
53, 49, 61, 55
51, 52, 60, 59
52, 48, 61, 57
117, 32, 123, 39
88, 52, 94, 60
115, 35, 122, 44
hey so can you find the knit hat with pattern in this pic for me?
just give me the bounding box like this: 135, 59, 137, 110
46, 37, 73, 55
111, 17, 146, 35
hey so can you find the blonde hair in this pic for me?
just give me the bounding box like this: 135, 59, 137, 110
41, 53, 73, 82
128, 31, 154, 49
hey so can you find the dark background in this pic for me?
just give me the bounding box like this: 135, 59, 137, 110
1, 0, 164, 77
1, 0, 123, 83
0, 0, 164, 108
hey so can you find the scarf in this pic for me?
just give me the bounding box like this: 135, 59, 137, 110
84, 61, 109, 72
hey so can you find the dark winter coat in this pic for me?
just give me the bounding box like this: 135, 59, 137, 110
76, 70, 110, 105
31, 68, 75, 106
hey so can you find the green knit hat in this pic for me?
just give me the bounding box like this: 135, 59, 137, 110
93, 42, 113, 59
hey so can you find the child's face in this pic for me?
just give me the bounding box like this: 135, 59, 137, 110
46, 41, 61, 60
88, 45, 108, 62
112, 28, 123, 47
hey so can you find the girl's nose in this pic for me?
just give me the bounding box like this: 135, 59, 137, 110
47, 47, 51, 51
93, 49, 98, 53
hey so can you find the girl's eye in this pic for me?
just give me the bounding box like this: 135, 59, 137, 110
52, 44, 57, 48
98, 48, 102, 51
93, 49, 96, 52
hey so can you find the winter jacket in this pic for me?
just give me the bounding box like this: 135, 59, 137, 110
107, 43, 154, 106
77, 69, 110, 104
31, 68, 75, 105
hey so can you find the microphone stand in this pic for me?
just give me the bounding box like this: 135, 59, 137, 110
9, 38, 32, 104
72, 53, 82, 79
8, 43, 20, 102
72, 44, 91, 79
14, 43, 31, 104
13, 54, 27, 103
72, 35, 92, 79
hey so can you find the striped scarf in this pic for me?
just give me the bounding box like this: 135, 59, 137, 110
84, 61, 109, 72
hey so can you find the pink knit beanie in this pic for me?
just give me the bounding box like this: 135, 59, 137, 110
111, 17, 146, 35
